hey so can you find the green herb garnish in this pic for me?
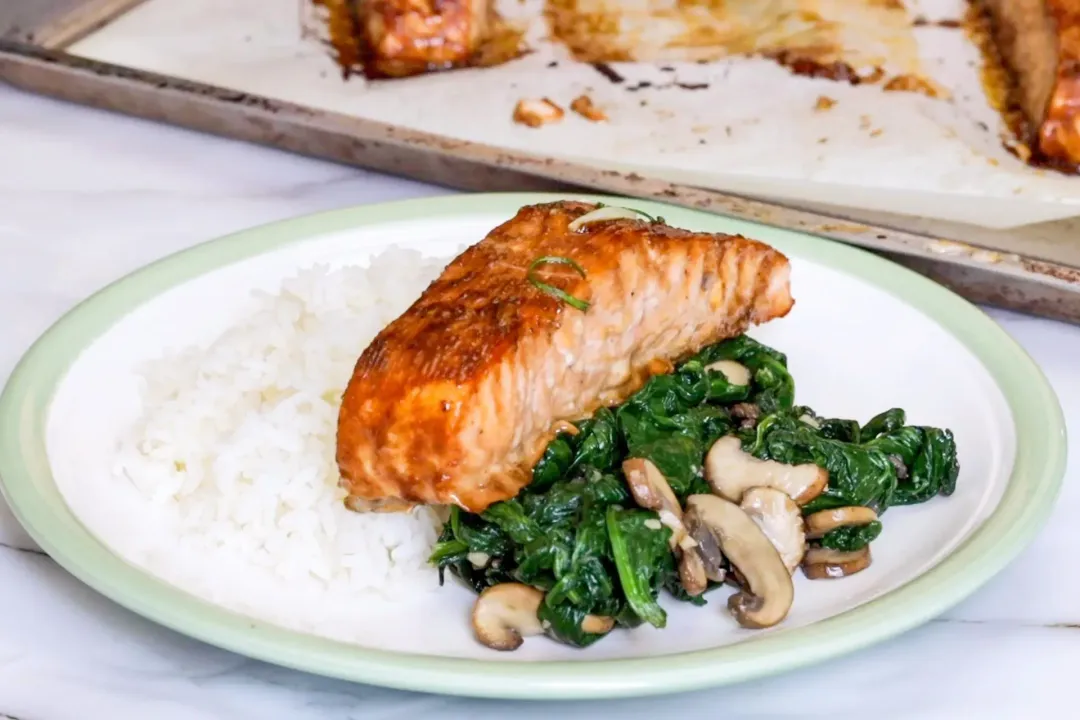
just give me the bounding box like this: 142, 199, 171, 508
527, 255, 590, 312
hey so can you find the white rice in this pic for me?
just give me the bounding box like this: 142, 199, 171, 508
113, 248, 454, 630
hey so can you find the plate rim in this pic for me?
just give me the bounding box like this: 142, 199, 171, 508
0, 192, 1067, 700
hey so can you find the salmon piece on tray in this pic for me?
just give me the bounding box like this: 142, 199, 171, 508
336, 201, 795, 514
980, 0, 1080, 166
317, 0, 523, 79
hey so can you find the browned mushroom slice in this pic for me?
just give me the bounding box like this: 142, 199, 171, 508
471, 583, 545, 651
580, 614, 616, 634
705, 436, 828, 505
802, 546, 873, 579
471, 583, 613, 650
678, 544, 709, 596
622, 458, 693, 550
685, 511, 727, 583
804, 506, 878, 539
684, 494, 794, 629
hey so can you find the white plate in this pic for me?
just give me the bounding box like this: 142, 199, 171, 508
0, 193, 1062, 698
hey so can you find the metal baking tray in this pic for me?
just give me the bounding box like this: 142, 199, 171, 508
3, 0, 1080, 323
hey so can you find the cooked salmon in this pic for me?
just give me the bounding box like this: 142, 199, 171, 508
336, 201, 795, 514
317, 0, 524, 80
979, 0, 1080, 166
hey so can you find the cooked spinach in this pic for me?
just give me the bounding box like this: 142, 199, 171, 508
819, 521, 883, 551
693, 335, 795, 412
745, 414, 899, 514
606, 507, 673, 628
865, 425, 960, 505
428, 334, 961, 649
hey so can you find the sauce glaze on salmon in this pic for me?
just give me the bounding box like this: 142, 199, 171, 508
336, 201, 795, 513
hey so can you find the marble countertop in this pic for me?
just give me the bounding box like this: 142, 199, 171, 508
1, 83, 1077, 720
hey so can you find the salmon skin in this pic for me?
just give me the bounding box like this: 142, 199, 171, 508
336, 201, 795, 514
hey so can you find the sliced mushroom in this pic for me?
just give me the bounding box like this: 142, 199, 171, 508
805, 506, 878, 539
685, 511, 727, 583
622, 458, 693, 550
684, 494, 794, 629
705, 436, 828, 505
678, 545, 709, 596
802, 546, 872, 579
739, 487, 806, 573
580, 614, 616, 634
705, 360, 752, 386
471, 583, 544, 651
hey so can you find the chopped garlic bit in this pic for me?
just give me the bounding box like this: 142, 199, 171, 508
467, 551, 491, 568
644, 518, 663, 530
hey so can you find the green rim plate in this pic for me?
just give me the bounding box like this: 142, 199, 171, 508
0, 192, 1066, 700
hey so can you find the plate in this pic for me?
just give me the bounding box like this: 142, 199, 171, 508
0, 193, 1066, 700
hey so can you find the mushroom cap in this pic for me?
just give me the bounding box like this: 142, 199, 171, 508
684, 494, 794, 629
805, 506, 879, 539
802, 546, 873, 579
471, 583, 544, 651
705, 360, 752, 387
739, 487, 807, 573
705, 436, 828, 505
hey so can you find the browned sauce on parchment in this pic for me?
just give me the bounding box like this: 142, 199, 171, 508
310, 0, 1067, 171
544, 0, 944, 97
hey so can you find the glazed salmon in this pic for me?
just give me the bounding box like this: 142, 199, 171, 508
336, 201, 794, 514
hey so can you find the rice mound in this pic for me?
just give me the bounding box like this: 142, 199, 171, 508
114, 248, 450, 618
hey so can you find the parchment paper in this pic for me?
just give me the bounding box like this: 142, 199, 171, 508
67, 0, 1080, 229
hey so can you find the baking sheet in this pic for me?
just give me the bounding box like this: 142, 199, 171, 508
66, 0, 1080, 229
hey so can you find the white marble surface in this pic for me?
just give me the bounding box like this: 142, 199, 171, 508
0, 83, 1077, 720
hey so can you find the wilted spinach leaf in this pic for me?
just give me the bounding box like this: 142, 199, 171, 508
861, 408, 907, 440
867, 426, 959, 505
693, 335, 794, 412
571, 407, 621, 472
816, 417, 862, 443
531, 434, 574, 493
537, 601, 609, 648
746, 416, 898, 514
820, 521, 882, 551
606, 507, 673, 628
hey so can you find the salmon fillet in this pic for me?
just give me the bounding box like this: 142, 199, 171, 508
336, 201, 794, 514
316, 0, 523, 79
